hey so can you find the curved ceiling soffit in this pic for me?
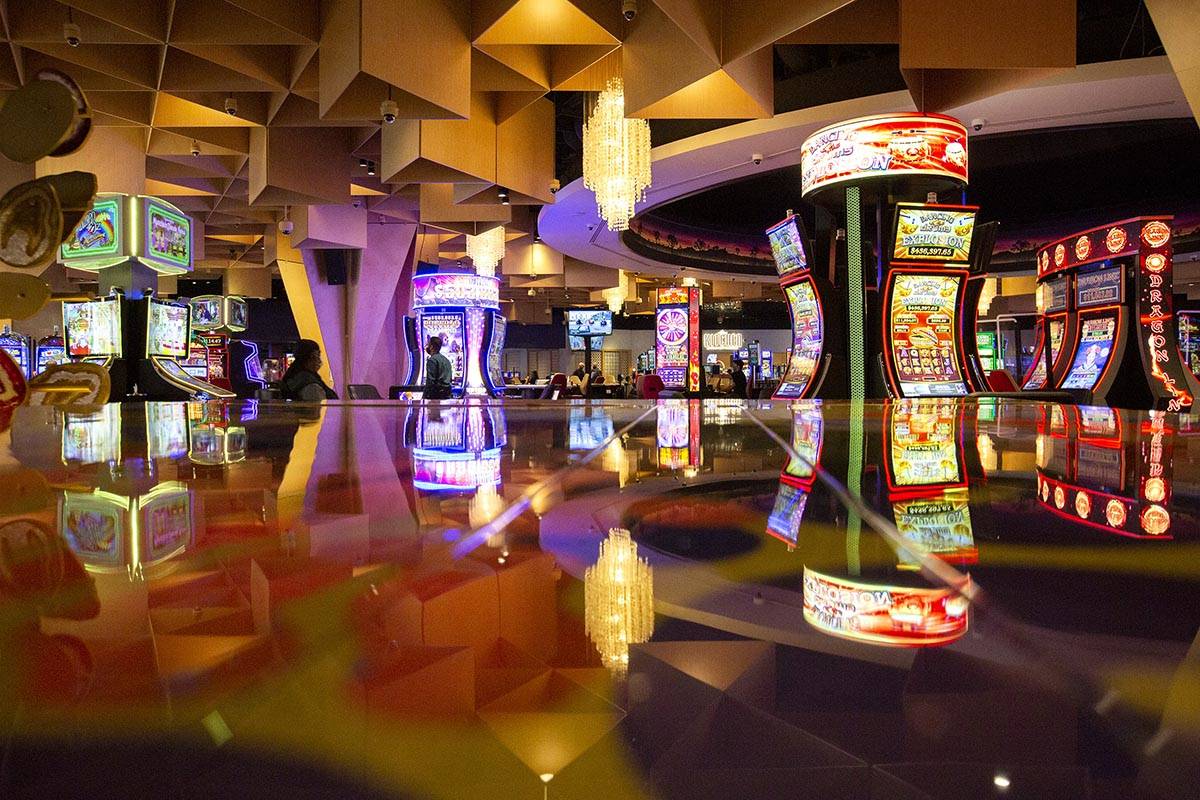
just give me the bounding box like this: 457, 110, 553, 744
538, 57, 1189, 281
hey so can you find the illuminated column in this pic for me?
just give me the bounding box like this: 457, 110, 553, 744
845, 186, 865, 401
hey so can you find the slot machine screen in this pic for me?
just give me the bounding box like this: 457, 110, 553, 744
487, 314, 505, 390
887, 273, 968, 397
655, 303, 690, 389
224, 296, 249, 332
766, 482, 808, 547
140, 485, 193, 562
420, 313, 466, 390
765, 216, 808, 276
36, 340, 66, 373
146, 403, 189, 460
1022, 317, 1065, 390
776, 279, 823, 397
189, 295, 223, 331
888, 401, 963, 487
569, 407, 615, 450
59, 491, 126, 569
146, 299, 190, 358
1062, 316, 1117, 390
63, 298, 123, 358
0, 331, 28, 375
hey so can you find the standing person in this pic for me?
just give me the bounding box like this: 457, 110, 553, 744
280, 339, 338, 401
729, 358, 748, 399
423, 336, 454, 400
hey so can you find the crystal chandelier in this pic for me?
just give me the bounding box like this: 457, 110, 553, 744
466, 226, 504, 276
583, 78, 652, 232
584, 527, 654, 673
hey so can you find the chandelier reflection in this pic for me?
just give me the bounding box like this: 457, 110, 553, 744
466, 226, 504, 276
584, 528, 654, 673
582, 78, 652, 231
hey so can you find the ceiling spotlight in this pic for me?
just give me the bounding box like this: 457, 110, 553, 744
498, 188, 510, 205
367, 162, 376, 176
359, 158, 368, 168
527, 287, 537, 297
534, 234, 541, 243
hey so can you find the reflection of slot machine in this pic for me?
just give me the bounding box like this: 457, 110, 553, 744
58, 482, 195, 577
766, 215, 829, 399
61, 404, 122, 465
1035, 218, 1199, 410
656, 399, 700, 471
146, 403, 190, 460
881, 204, 984, 398
407, 404, 508, 491
883, 399, 978, 568
1035, 406, 1176, 539
766, 404, 825, 550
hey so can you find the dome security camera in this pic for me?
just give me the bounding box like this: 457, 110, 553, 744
751, 153, 763, 166
278, 219, 294, 236
224, 97, 238, 116
190, 141, 201, 157
971, 118, 986, 132
63, 22, 81, 47
380, 99, 399, 124
622, 0, 637, 21
549, 178, 561, 195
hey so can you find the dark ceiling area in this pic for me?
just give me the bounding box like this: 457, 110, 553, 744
552, 1, 1166, 187
640, 118, 1200, 249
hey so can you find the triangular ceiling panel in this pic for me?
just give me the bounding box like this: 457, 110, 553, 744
473, 0, 621, 46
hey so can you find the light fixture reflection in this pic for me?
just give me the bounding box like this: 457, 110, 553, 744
584, 528, 654, 673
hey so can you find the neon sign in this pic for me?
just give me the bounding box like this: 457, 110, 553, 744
412, 273, 500, 310
801, 114, 969, 197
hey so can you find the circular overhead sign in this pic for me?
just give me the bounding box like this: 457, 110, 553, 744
800, 113, 969, 198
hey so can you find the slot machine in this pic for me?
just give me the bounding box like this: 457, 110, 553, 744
35, 328, 67, 375
404, 272, 507, 397
880, 204, 981, 398
766, 214, 829, 399
1021, 274, 1071, 389
137, 297, 235, 400
1038, 217, 1199, 410
655, 287, 702, 394
0, 325, 30, 377
63, 294, 126, 392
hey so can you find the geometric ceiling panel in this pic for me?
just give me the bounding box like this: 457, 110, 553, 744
7, 1, 162, 46
381, 91, 497, 184
22, 42, 161, 88
319, 0, 472, 121
61, 0, 172, 40
472, 0, 622, 46
170, 0, 319, 46
160, 47, 288, 92
776, 0, 899, 44
1142, 0, 1200, 128
152, 93, 261, 128
168, 44, 295, 89
249, 126, 351, 206
722, 0, 861, 64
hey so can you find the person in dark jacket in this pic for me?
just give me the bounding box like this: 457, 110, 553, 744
423, 336, 454, 400
729, 358, 748, 399
280, 339, 337, 401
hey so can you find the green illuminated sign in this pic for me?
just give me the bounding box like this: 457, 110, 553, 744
61, 196, 122, 262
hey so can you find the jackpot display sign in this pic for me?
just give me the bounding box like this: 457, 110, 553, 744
776, 280, 824, 398
146, 299, 190, 358
802, 568, 969, 647
1062, 316, 1117, 390
765, 216, 808, 275
421, 313, 466, 389
143, 198, 192, 273
61, 195, 124, 264
63, 298, 123, 358
893, 494, 976, 569
412, 273, 500, 310
1076, 267, 1123, 308
887, 273, 968, 397
893, 204, 976, 263
800, 114, 969, 197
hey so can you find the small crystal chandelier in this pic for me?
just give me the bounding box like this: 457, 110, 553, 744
584, 527, 654, 673
583, 78, 652, 232
466, 226, 504, 276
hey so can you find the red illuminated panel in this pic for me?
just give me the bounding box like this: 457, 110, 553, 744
803, 567, 969, 647
1036, 215, 1170, 278
801, 114, 968, 197
687, 287, 701, 393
